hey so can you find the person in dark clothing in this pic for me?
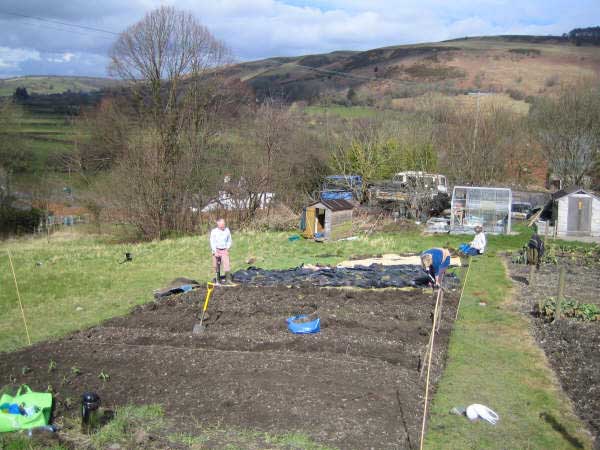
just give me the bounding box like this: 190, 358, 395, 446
527, 233, 545, 269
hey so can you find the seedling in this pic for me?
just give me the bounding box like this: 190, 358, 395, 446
8, 374, 17, 384
63, 397, 73, 409
70, 366, 81, 376
48, 359, 57, 373
98, 370, 110, 382
21, 366, 31, 375
61, 375, 70, 386
46, 384, 54, 393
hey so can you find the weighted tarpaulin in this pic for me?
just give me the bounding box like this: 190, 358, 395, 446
232, 264, 459, 289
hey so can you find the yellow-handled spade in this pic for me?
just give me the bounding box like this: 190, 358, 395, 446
193, 282, 215, 334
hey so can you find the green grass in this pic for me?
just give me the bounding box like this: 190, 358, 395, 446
0, 225, 596, 449
303, 105, 382, 118
424, 255, 593, 449
90, 404, 164, 448
0, 402, 331, 449
3, 111, 76, 171
0, 435, 68, 450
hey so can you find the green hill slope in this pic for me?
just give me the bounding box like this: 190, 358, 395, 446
0, 76, 120, 96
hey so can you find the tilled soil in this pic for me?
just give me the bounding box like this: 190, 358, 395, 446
0, 286, 457, 449
508, 258, 600, 448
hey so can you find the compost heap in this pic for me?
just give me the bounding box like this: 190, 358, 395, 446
232, 264, 459, 288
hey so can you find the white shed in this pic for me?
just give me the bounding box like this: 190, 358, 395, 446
550, 187, 600, 237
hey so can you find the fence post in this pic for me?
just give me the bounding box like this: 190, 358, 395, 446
556, 266, 566, 320
528, 264, 535, 286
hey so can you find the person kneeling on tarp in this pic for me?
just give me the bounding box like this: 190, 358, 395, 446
459, 225, 486, 256
421, 247, 451, 288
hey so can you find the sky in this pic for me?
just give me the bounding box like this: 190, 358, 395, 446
0, 0, 599, 78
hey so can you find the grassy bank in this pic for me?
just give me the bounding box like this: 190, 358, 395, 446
425, 255, 593, 449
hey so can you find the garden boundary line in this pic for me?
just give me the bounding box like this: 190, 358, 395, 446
419, 287, 443, 450
7, 250, 31, 345
455, 256, 473, 320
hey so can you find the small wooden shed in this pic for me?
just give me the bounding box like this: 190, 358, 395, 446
302, 199, 354, 240
549, 187, 600, 237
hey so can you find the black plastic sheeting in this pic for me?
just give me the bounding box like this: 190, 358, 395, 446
232, 264, 460, 289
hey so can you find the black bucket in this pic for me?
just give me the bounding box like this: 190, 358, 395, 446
81, 392, 101, 434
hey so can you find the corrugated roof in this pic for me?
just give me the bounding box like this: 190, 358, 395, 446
309, 199, 355, 211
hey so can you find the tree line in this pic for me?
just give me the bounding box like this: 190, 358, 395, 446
1, 7, 599, 239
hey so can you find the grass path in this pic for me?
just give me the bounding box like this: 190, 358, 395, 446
425, 255, 592, 449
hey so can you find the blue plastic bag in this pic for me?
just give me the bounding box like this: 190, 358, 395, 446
286, 315, 320, 334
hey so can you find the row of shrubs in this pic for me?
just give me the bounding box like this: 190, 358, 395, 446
0, 206, 43, 236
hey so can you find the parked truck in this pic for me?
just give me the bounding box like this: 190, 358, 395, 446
368, 171, 448, 205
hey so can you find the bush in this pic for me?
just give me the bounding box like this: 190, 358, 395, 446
0, 206, 43, 236
537, 297, 600, 322
544, 74, 560, 87
506, 88, 526, 101
508, 48, 541, 57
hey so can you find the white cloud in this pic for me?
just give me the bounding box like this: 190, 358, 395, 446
47, 52, 76, 63
0, 46, 40, 69
0, 0, 599, 76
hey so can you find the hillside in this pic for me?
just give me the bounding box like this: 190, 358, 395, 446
224, 36, 600, 104
0, 76, 119, 96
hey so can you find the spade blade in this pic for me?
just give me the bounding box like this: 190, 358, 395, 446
192, 323, 206, 334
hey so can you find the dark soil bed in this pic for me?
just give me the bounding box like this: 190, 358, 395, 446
0, 286, 457, 449
508, 258, 600, 448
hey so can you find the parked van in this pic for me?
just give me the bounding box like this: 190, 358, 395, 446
392, 171, 447, 194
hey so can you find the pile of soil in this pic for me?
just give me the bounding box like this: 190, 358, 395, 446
0, 286, 458, 449
508, 258, 600, 447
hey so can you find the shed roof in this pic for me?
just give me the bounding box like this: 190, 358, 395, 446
552, 186, 598, 200
308, 199, 354, 211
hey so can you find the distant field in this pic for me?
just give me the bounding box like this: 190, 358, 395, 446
0, 76, 119, 96
303, 105, 382, 118
391, 92, 531, 115
4, 111, 77, 173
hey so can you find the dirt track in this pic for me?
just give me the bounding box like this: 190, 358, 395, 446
0, 286, 457, 449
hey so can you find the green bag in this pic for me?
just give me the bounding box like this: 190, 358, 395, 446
0, 385, 53, 432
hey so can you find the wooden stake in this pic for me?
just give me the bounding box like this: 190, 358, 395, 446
455, 256, 472, 321
419, 287, 443, 450
556, 266, 566, 320
528, 264, 535, 286
7, 250, 31, 345
419, 291, 440, 378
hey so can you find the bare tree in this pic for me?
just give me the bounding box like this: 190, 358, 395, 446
0, 100, 33, 205
440, 105, 526, 185
106, 6, 231, 239
530, 81, 600, 187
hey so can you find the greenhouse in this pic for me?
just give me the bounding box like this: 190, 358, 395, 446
450, 186, 512, 234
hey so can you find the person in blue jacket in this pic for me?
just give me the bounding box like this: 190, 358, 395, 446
420, 247, 451, 287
